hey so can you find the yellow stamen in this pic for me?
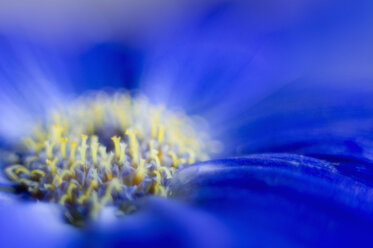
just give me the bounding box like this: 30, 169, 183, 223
151, 112, 160, 138
99, 145, 107, 161
77, 179, 98, 204
5, 166, 19, 181
168, 151, 179, 168
126, 129, 139, 166
60, 182, 78, 205
151, 170, 166, 196
69, 142, 78, 163
157, 125, 165, 143
44, 141, 54, 159
52, 125, 63, 142
111, 136, 121, 159
102, 152, 114, 179
101, 178, 121, 205
46, 157, 58, 174
90, 136, 99, 164
31, 169, 46, 177
133, 159, 146, 185
119, 143, 127, 164
60, 138, 68, 159
79, 134, 88, 162
52, 174, 63, 185
4, 91, 212, 224
159, 166, 172, 179
150, 149, 161, 168
18, 178, 32, 186
15, 167, 30, 175
59, 194, 68, 205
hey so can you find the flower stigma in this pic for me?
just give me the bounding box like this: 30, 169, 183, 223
4, 91, 213, 226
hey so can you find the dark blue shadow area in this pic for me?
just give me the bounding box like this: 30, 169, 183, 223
71, 43, 142, 92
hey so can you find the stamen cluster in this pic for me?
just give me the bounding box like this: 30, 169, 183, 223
5, 92, 210, 224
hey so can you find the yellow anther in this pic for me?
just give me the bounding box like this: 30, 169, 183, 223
151, 112, 160, 139
31, 169, 46, 177
154, 184, 166, 196
126, 129, 139, 166
29, 183, 39, 194
60, 181, 78, 205
159, 166, 172, 179
60, 138, 68, 159
107, 178, 122, 192
46, 157, 58, 174
133, 159, 146, 185
90, 136, 99, 164
52, 125, 63, 142
68, 162, 79, 175
15, 167, 30, 175
99, 145, 107, 161
79, 134, 88, 162
151, 170, 166, 196
70, 142, 78, 163
5, 166, 21, 181
100, 152, 114, 180
52, 174, 63, 185
101, 178, 122, 205
44, 141, 54, 159
111, 136, 121, 159
157, 125, 165, 143
60, 170, 73, 180
153, 170, 162, 184
148, 140, 155, 152
77, 179, 98, 204
119, 143, 127, 164
103, 152, 114, 171
18, 178, 32, 186
67, 183, 77, 198
126, 128, 139, 165
150, 149, 161, 168
44, 184, 55, 190
59, 194, 68, 205
168, 151, 179, 168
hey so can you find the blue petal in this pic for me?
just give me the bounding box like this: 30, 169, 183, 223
75, 197, 232, 248
169, 154, 373, 247
234, 82, 373, 186
0, 200, 78, 248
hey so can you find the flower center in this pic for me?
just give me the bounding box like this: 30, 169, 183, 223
4, 92, 211, 225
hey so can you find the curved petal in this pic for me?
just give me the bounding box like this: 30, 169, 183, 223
75, 197, 232, 248
169, 154, 373, 247
234, 82, 373, 186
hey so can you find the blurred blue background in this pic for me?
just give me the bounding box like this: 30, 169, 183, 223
0, 0, 372, 152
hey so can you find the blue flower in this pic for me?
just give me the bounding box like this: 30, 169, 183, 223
0, 1, 373, 247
